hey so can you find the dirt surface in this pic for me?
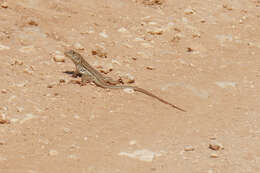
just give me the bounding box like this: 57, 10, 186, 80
0, 0, 260, 172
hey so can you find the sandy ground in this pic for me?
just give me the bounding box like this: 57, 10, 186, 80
0, 0, 260, 172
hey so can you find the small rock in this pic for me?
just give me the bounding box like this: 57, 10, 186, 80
141, 42, 153, 48
123, 87, 135, 94
0, 118, 10, 124
209, 140, 224, 151
49, 149, 58, 156
208, 169, 214, 173
63, 128, 71, 133
187, 47, 194, 52
184, 145, 195, 151
20, 113, 37, 124
0, 140, 6, 145
68, 154, 79, 160
11, 59, 23, 66
171, 35, 181, 43
53, 93, 59, 96
141, 0, 164, 6
146, 66, 155, 70
73, 42, 85, 50
1, 2, 8, 8
92, 48, 107, 58
80, 30, 95, 34
28, 20, 38, 26
118, 27, 128, 33
15, 81, 28, 87
119, 73, 135, 84
47, 82, 56, 88
53, 55, 65, 62
99, 31, 108, 38
19, 46, 35, 53
59, 79, 66, 83
184, 8, 195, 15
73, 114, 80, 119
0, 44, 10, 50
16, 107, 24, 112
222, 4, 233, 10
118, 149, 162, 162
210, 153, 219, 158
96, 63, 113, 74
23, 66, 34, 75
1, 89, 7, 94
129, 140, 137, 145
148, 21, 158, 25
111, 59, 121, 65
215, 81, 236, 88
0, 106, 8, 111
147, 27, 163, 35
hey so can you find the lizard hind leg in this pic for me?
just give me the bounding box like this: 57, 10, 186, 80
80, 74, 95, 86
103, 76, 121, 85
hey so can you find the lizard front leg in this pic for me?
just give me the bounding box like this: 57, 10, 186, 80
72, 69, 81, 78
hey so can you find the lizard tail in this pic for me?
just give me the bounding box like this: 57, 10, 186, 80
133, 87, 186, 112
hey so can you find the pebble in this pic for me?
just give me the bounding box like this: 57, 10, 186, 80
63, 128, 71, 133
129, 140, 137, 145
99, 31, 108, 38
73, 114, 80, 119
141, 0, 164, 6
98, 63, 113, 74
184, 8, 195, 15
23, 67, 34, 75
118, 149, 162, 162
19, 46, 35, 53
117, 27, 128, 33
16, 107, 24, 112
184, 145, 195, 151
0, 118, 10, 124
28, 19, 38, 26
210, 153, 219, 158
146, 66, 155, 70
53, 55, 65, 62
141, 42, 153, 48
73, 42, 85, 50
0, 140, 6, 145
49, 149, 58, 156
111, 59, 121, 65
1, 2, 8, 8
0, 106, 8, 111
92, 48, 107, 58
147, 27, 163, 35
47, 82, 56, 88
11, 59, 23, 66
0, 44, 10, 50
20, 113, 37, 124
59, 79, 66, 83
123, 87, 135, 94
68, 154, 79, 160
119, 73, 135, 84
209, 140, 224, 151
1, 89, 7, 94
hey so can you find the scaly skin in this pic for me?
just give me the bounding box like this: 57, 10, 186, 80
64, 50, 185, 112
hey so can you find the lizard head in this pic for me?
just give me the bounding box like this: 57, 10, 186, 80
64, 50, 82, 64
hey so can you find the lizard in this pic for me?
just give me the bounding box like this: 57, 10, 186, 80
64, 50, 186, 112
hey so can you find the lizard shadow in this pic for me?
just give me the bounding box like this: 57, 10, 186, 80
63, 70, 81, 77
